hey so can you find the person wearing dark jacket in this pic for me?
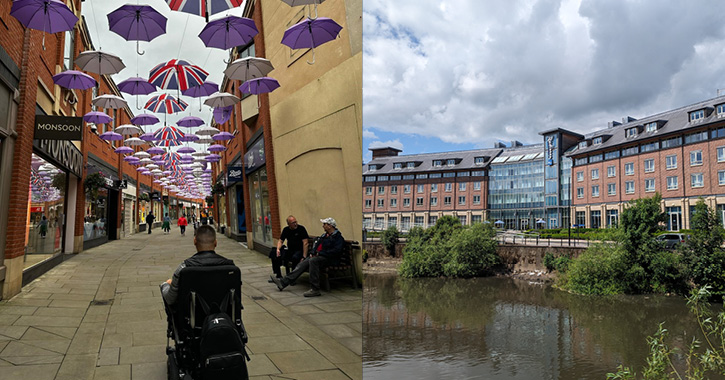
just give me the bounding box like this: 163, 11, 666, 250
161, 225, 235, 307
146, 212, 155, 234
271, 217, 344, 297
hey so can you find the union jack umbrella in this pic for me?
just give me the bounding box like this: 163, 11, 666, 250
148, 59, 208, 92
165, 0, 244, 22
162, 152, 181, 167
153, 126, 185, 147
144, 94, 188, 114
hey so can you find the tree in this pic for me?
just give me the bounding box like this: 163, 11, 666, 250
681, 199, 725, 296
381, 225, 399, 257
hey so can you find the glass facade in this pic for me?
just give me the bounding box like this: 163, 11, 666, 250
27, 153, 66, 269
249, 168, 272, 246
488, 158, 545, 230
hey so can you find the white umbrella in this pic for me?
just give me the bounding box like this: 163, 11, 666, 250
115, 124, 143, 135
133, 151, 151, 158
124, 137, 145, 146
203, 92, 240, 108
192, 151, 209, 157
145, 164, 160, 170
93, 94, 128, 109
197, 136, 214, 144
224, 57, 274, 82
196, 126, 220, 136
139, 158, 153, 164
75, 50, 126, 75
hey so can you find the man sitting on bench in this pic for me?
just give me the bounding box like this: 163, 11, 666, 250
161, 225, 235, 308
268, 215, 309, 282
271, 217, 344, 297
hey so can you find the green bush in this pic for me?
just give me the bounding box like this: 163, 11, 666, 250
561, 243, 628, 295
680, 199, 725, 297
381, 225, 400, 257
543, 252, 572, 273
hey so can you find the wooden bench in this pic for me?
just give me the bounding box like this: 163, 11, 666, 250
283, 238, 359, 291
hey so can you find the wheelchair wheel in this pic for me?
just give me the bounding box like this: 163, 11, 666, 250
167, 352, 181, 380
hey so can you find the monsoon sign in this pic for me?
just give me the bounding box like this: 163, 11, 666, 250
34, 115, 83, 141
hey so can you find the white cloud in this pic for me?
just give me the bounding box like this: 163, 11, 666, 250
368, 139, 404, 151
363, 129, 378, 139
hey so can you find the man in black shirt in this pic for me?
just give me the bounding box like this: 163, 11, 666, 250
268, 215, 309, 280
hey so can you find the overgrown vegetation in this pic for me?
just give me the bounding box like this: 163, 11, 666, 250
557, 195, 724, 296
607, 286, 725, 380
543, 252, 572, 273
399, 216, 498, 278
381, 225, 399, 257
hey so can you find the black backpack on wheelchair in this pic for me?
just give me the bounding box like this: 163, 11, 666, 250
162, 265, 250, 380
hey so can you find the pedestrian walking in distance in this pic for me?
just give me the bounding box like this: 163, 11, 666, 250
146, 212, 155, 234
162, 213, 171, 235
38, 215, 48, 239
178, 214, 188, 236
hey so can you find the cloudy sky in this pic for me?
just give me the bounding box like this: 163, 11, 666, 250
81, 0, 247, 151
362, 0, 725, 161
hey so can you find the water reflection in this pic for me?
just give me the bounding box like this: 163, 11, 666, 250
363, 274, 723, 380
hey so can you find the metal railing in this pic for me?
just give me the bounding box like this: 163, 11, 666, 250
495, 231, 592, 247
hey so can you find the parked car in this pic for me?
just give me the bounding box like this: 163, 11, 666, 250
656, 233, 690, 249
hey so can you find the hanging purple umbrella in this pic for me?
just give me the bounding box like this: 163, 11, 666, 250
10, 0, 79, 49
165, 0, 244, 22
181, 81, 218, 111
213, 105, 233, 125
177, 116, 205, 128
118, 77, 157, 109
179, 134, 200, 142
145, 94, 188, 114
140, 133, 160, 142
100, 131, 123, 141
125, 156, 141, 162
53, 70, 97, 90
83, 111, 113, 124
131, 113, 160, 126
198, 16, 257, 62
115, 146, 134, 154
147, 146, 165, 155
239, 77, 280, 95
177, 146, 196, 154
207, 144, 226, 152
108, 4, 167, 55
212, 132, 234, 141
281, 17, 342, 64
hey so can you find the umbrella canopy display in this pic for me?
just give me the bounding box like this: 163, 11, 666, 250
118, 77, 157, 95
115, 146, 134, 154
212, 132, 234, 141
115, 124, 143, 135
52, 70, 96, 90
83, 111, 113, 124
92, 94, 128, 109
153, 125, 185, 141
144, 93, 188, 114
207, 144, 226, 152
140, 132, 160, 141
203, 92, 239, 108
196, 126, 220, 136
181, 81, 218, 111
148, 59, 208, 92
124, 137, 146, 146
179, 133, 200, 142
281, 0, 325, 18
224, 57, 274, 82
177, 116, 205, 128
281, 17, 342, 64
75, 50, 125, 75
177, 146, 196, 154
130, 113, 160, 126
213, 105, 233, 124
198, 15, 257, 51
133, 151, 151, 158
239, 77, 280, 95
10, 0, 79, 48
165, 0, 244, 22
99, 131, 123, 141
147, 146, 165, 155
108, 4, 167, 55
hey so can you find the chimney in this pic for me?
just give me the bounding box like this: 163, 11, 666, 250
370, 146, 402, 159
608, 121, 621, 128
510, 140, 523, 147
493, 142, 506, 148
622, 116, 637, 124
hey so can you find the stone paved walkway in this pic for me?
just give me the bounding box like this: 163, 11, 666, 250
0, 229, 362, 380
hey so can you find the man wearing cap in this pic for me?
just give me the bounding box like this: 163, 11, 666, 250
271, 217, 344, 297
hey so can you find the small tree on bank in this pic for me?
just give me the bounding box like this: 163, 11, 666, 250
381, 225, 400, 257
681, 199, 725, 296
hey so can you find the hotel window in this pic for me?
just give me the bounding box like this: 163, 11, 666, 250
645, 122, 658, 132
416, 197, 424, 206
429, 173, 441, 179
377, 175, 388, 181
458, 216, 467, 226
377, 186, 385, 195
622, 146, 639, 157
403, 198, 410, 207
661, 136, 682, 148
473, 195, 481, 204
575, 158, 588, 166
667, 176, 678, 190
690, 109, 705, 123
445, 183, 452, 192
644, 159, 655, 173
447, 159, 455, 166
444, 196, 452, 205
368, 165, 377, 172
579, 141, 588, 149
720, 171, 725, 186
645, 178, 655, 192
472, 215, 482, 224
458, 196, 466, 205
685, 130, 708, 144
365, 200, 371, 208
625, 181, 635, 194
457, 171, 470, 177
474, 157, 484, 165
593, 137, 603, 145
592, 185, 600, 197
666, 155, 677, 169
364, 176, 376, 182
404, 185, 411, 193
407, 162, 415, 169
690, 150, 703, 166
443, 172, 455, 178
589, 154, 603, 163
430, 197, 438, 206
433, 160, 442, 167
429, 216, 438, 226
63, 30, 74, 69
576, 171, 584, 182
691, 173, 704, 188
431, 184, 438, 192
605, 150, 620, 160
471, 170, 485, 177
459, 183, 466, 191
626, 127, 638, 138
365, 187, 372, 195
388, 217, 397, 228
390, 185, 398, 194
403, 175, 414, 180
591, 169, 599, 180
474, 181, 481, 190
608, 183, 616, 196
607, 166, 616, 177
416, 174, 427, 179
625, 162, 634, 175
718, 104, 725, 117
417, 184, 424, 193
377, 199, 384, 208
717, 128, 725, 139
641, 141, 659, 153
390, 175, 401, 180
393, 162, 402, 170
390, 198, 398, 207
576, 187, 584, 198
718, 147, 725, 162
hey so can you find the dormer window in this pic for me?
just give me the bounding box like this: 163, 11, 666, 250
718, 104, 725, 118
592, 137, 603, 145
626, 127, 638, 138
433, 160, 442, 167
578, 141, 588, 149
474, 157, 484, 165
446, 159, 455, 166
368, 165, 377, 172
690, 109, 705, 123
393, 163, 402, 170
645, 122, 658, 132
407, 162, 415, 169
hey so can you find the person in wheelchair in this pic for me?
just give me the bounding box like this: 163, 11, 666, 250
161, 225, 249, 380
271, 217, 344, 297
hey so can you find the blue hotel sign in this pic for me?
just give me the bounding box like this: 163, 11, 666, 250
545, 135, 557, 166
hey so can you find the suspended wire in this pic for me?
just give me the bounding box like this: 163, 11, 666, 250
89, 0, 102, 50
177, 15, 191, 59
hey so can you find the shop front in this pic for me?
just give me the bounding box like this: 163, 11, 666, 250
245, 136, 272, 251
84, 156, 121, 250
226, 163, 246, 241
122, 178, 136, 237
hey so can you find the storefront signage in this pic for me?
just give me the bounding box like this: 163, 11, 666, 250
227, 166, 244, 183
34, 115, 83, 141
244, 137, 265, 174
150, 191, 161, 201
114, 180, 128, 189
545, 135, 557, 166
30, 206, 43, 213
34, 139, 83, 177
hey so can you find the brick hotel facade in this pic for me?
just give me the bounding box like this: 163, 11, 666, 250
363, 96, 725, 233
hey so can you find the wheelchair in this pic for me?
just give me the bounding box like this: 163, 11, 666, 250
162, 265, 250, 380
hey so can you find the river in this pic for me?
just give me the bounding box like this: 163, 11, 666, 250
363, 273, 724, 380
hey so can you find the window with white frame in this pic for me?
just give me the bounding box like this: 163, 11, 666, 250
719, 170, 725, 186
459, 183, 466, 191
626, 128, 638, 138
474, 157, 484, 165
404, 185, 411, 193
390, 198, 398, 207
473, 195, 481, 204
591, 169, 599, 180
577, 171, 584, 182
445, 183, 452, 192
403, 198, 410, 207
608, 183, 616, 196
377, 199, 384, 208
458, 196, 466, 205
417, 184, 424, 193
592, 185, 600, 197
368, 165, 377, 172
365, 199, 372, 208
690, 150, 703, 166
718, 147, 725, 162
690, 109, 705, 123
433, 160, 442, 167
407, 162, 415, 169
718, 104, 725, 117
393, 163, 402, 169
577, 187, 584, 198
431, 183, 438, 192
645, 178, 655, 192
579, 141, 588, 149
444, 196, 452, 205
644, 158, 655, 173
365, 186, 372, 195
593, 137, 603, 145
691, 173, 704, 188
625, 181, 635, 194
607, 166, 616, 177
667, 176, 678, 190
474, 181, 481, 190
390, 185, 397, 194
446, 159, 455, 166
645, 122, 658, 132
416, 197, 424, 206
378, 186, 385, 195
430, 197, 438, 206
63, 30, 74, 70
666, 155, 677, 169
625, 162, 634, 175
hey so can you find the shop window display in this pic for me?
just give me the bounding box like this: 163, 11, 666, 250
26, 154, 66, 268
249, 168, 272, 245
84, 186, 108, 241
